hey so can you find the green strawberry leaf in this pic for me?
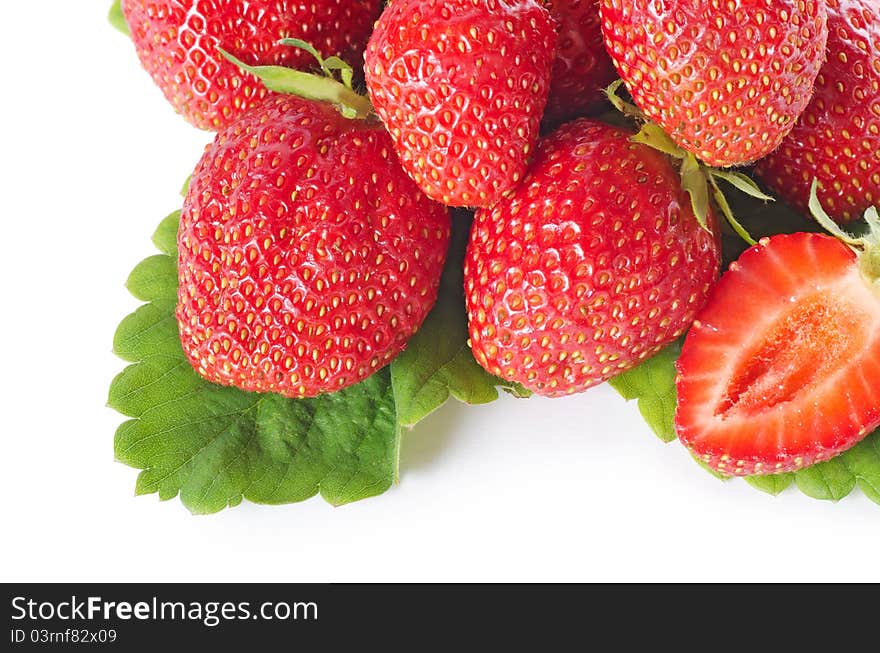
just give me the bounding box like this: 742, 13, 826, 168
110, 212, 400, 513
608, 342, 681, 443
152, 210, 181, 256
126, 254, 177, 302
841, 437, 880, 504
794, 456, 857, 501
108, 1, 130, 37
745, 473, 795, 496
793, 438, 880, 503
391, 213, 529, 427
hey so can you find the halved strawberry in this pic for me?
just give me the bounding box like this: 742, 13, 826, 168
675, 218, 880, 476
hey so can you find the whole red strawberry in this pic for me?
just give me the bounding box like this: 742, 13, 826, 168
122, 0, 382, 130
178, 95, 451, 398
364, 0, 558, 208
464, 119, 721, 397
676, 227, 880, 475
599, 0, 828, 167
754, 0, 880, 223
544, 0, 618, 125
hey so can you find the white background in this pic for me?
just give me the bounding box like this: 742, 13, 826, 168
1, 4, 878, 583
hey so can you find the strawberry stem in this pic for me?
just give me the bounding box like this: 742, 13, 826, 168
218, 44, 373, 120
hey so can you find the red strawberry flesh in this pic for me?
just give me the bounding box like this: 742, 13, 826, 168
676, 232, 880, 475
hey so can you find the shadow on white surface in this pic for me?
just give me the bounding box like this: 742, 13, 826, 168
399, 399, 472, 473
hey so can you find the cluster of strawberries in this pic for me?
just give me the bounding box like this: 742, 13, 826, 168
121, 0, 880, 477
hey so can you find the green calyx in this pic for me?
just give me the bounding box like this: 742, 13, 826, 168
108, 0, 130, 37
809, 180, 880, 283
219, 39, 372, 120
605, 80, 769, 246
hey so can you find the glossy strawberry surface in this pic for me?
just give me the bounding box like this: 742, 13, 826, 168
544, 0, 618, 125
599, 0, 828, 167
676, 233, 880, 475
755, 0, 880, 223
465, 119, 721, 397
123, 0, 382, 130
364, 0, 557, 208
177, 96, 451, 397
